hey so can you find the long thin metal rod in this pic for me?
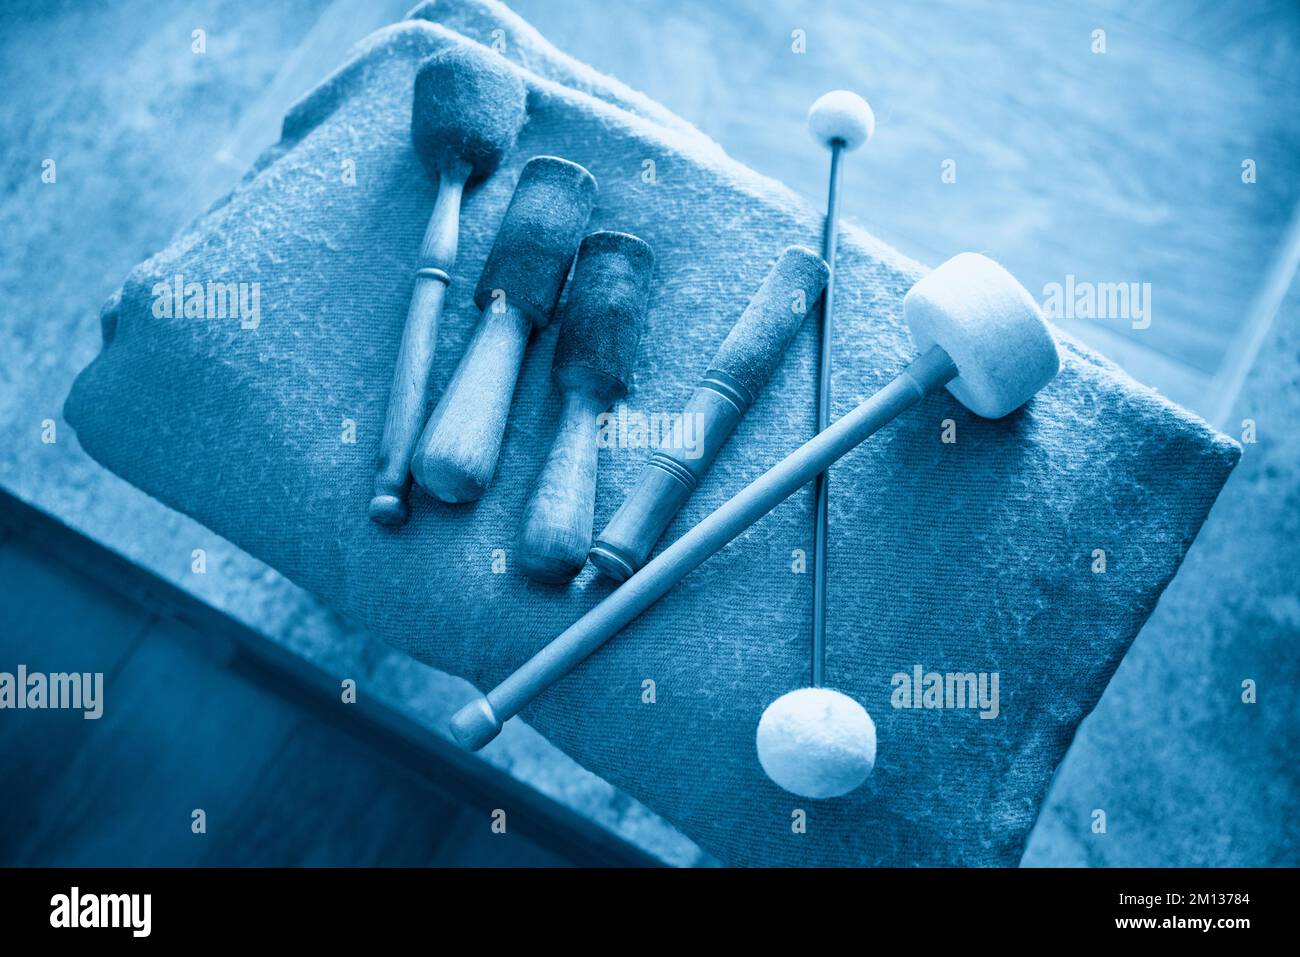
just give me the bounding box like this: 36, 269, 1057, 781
455, 347, 958, 749
811, 139, 844, 687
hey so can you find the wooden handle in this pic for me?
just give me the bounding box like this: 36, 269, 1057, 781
411, 301, 535, 503
515, 386, 608, 583
588, 370, 751, 580
369, 163, 469, 526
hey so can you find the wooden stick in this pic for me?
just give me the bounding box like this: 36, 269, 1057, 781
450, 346, 959, 750
516, 384, 614, 583
588, 369, 753, 580
369, 160, 470, 525
412, 299, 534, 504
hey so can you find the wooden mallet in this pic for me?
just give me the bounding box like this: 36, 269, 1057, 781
516, 231, 655, 583
412, 156, 597, 503
588, 247, 831, 581
449, 253, 1061, 751
369, 45, 527, 526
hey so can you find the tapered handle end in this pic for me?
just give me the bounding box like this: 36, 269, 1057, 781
412, 450, 492, 504
368, 492, 409, 527
516, 532, 589, 583
412, 303, 534, 503
449, 696, 503, 751
516, 389, 606, 583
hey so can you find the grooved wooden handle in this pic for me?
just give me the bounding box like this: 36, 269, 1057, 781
411, 301, 535, 503
589, 370, 752, 580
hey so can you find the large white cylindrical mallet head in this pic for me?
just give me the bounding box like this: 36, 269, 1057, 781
807, 90, 875, 151
904, 252, 1061, 419
756, 688, 877, 799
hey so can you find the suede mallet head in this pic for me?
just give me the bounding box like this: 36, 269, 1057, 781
411, 44, 528, 184
552, 231, 655, 401
710, 246, 830, 401
474, 156, 599, 328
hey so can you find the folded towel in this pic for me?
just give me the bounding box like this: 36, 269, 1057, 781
63, 0, 1239, 866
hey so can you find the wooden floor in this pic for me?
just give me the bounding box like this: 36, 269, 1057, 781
0, 522, 573, 867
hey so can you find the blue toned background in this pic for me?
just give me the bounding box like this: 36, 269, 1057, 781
1, 0, 1297, 865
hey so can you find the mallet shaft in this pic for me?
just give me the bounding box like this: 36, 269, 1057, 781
516, 385, 610, 582
452, 345, 959, 750
370, 163, 470, 525
413, 300, 533, 503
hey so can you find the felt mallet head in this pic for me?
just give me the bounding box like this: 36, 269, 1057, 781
411, 44, 528, 184
904, 252, 1061, 418
757, 687, 877, 799
807, 90, 875, 151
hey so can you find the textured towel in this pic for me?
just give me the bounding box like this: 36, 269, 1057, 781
63, 0, 1239, 866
